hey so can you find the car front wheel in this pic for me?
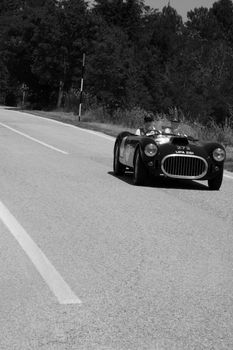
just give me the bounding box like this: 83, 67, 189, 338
208, 171, 223, 190
113, 141, 125, 176
133, 149, 148, 185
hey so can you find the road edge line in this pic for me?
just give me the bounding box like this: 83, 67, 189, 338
0, 200, 81, 305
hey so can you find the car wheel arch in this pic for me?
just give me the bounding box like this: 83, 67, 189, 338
113, 140, 126, 175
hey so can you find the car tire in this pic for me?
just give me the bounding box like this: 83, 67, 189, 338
113, 141, 125, 176
133, 149, 147, 185
208, 171, 223, 190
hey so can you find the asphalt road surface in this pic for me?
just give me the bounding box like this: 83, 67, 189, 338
0, 107, 233, 350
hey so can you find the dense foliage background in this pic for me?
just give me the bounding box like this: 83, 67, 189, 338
1, 0, 233, 126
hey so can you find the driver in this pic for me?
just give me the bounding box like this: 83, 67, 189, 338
135, 115, 157, 136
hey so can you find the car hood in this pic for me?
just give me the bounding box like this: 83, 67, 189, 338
154, 135, 224, 158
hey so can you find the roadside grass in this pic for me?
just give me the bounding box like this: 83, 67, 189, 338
22, 108, 233, 172
225, 146, 233, 172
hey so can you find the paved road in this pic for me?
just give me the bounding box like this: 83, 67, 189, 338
0, 107, 233, 350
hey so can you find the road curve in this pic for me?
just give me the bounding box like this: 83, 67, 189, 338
0, 107, 233, 350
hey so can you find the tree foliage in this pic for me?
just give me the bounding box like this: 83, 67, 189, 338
0, 0, 233, 124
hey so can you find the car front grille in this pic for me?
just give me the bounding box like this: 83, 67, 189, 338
161, 154, 208, 179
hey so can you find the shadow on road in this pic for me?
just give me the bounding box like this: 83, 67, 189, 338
108, 171, 208, 191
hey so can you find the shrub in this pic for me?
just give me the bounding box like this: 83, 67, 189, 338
195, 119, 233, 146
112, 107, 151, 128
64, 90, 98, 115
81, 106, 107, 122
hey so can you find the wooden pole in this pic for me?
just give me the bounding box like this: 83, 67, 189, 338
78, 53, 85, 121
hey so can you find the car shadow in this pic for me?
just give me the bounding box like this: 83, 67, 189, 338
108, 171, 208, 191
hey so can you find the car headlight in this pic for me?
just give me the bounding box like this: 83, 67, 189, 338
212, 148, 226, 162
144, 143, 158, 157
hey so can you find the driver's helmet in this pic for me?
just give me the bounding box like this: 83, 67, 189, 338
144, 115, 155, 128
144, 114, 153, 123
137, 114, 156, 135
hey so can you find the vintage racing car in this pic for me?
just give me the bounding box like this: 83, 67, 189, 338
113, 128, 226, 190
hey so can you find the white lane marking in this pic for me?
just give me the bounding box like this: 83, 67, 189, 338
0, 200, 81, 305
224, 172, 233, 179
0, 122, 69, 155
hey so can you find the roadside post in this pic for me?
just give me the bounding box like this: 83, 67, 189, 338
78, 53, 86, 121
21, 83, 28, 109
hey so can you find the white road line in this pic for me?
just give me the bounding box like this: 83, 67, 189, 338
224, 172, 233, 179
0, 122, 69, 155
0, 200, 81, 305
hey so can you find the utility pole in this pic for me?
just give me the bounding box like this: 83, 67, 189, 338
21, 83, 28, 109
78, 53, 86, 122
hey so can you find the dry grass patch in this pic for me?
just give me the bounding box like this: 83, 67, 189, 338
225, 146, 233, 172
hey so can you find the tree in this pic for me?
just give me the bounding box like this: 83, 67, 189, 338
55, 0, 89, 107
186, 7, 222, 40
86, 24, 132, 109
175, 2, 233, 123
139, 5, 184, 112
